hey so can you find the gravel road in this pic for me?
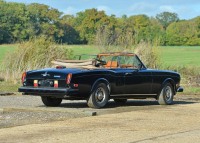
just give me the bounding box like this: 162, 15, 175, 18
0, 95, 90, 128
0, 95, 164, 128
0, 94, 200, 142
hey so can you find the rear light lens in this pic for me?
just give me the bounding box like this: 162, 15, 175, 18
66, 73, 72, 84
34, 80, 38, 87
54, 80, 58, 88
21, 72, 26, 84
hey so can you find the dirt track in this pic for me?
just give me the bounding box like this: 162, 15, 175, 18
0, 94, 200, 143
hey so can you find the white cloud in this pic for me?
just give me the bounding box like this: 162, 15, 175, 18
97, 5, 112, 13
159, 5, 175, 12
129, 2, 156, 13
96, 5, 115, 15
63, 6, 78, 15
127, 2, 159, 17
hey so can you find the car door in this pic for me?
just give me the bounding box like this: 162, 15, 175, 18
124, 69, 153, 94
122, 55, 153, 94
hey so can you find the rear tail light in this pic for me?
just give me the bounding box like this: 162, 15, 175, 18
66, 73, 72, 84
34, 80, 38, 87
54, 80, 58, 88
21, 72, 26, 84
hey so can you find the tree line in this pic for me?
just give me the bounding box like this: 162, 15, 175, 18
0, 0, 200, 46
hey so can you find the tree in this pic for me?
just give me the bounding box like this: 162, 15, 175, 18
0, 1, 29, 43
194, 16, 200, 39
114, 15, 135, 48
166, 20, 200, 46
27, 3, 63, 39
156, 12, 179, 29
59, 15, 80, 44
148, 18, 165, 45
73, 8, 111, 44
129, 15, 151, 44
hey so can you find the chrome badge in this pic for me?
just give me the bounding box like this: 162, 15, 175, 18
54, 75, 61, 78
41, 72, 50, 77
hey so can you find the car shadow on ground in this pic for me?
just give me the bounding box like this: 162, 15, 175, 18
44, 99, 197, 109
106, 100, 196, 109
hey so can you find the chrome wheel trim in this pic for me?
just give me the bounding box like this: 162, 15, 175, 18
95, 87, 106, 104
165, 86, 172, 102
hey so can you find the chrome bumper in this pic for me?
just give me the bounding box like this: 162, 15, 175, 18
18, 86, 78, 96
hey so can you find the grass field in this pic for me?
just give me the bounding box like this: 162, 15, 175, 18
0, 44, 200, 94
160, 46, 200, 67
70, 45, 200, 67
0, 44, 16, 62
1, 44, 200, 67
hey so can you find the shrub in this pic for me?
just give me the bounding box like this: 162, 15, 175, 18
163, 65, 200, 87
95, 26, 134, 52
1, 36, 72, 82
95, 29, 161, 69
134, 41, 161, 69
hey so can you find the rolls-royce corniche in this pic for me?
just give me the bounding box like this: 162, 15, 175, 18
18, 52, 183, 108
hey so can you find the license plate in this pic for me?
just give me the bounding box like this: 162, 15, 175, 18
38, 80, 53, 87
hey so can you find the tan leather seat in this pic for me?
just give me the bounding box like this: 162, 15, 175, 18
104, 61, 118, 68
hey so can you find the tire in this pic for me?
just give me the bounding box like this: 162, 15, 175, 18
87, 83, 109, 109
114, 99, 127, 104
41, 96, 62, 107
158, 83, 174, 105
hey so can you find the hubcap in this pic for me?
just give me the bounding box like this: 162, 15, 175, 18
95, 87, 105, 103
165, 86, 172, 101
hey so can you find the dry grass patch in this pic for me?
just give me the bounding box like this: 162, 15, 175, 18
0, 36, 72, 82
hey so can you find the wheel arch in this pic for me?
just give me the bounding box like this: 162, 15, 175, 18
158, 78, 176, 95
90, 78, 111, 94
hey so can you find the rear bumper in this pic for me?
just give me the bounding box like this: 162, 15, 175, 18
18, 86, 79, 98
177, 86, 184, 92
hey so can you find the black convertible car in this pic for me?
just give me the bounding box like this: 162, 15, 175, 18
18, 52, 183, 108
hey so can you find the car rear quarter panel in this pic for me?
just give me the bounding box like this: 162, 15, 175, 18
71, 69, 127, 97
71, 70, 114, 97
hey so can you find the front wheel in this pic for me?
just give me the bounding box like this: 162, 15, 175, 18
41, 96, 62, 107
87, 83, 109, 109
158, 83, 174, 105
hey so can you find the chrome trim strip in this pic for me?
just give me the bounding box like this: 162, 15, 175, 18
110, 94, 157, 96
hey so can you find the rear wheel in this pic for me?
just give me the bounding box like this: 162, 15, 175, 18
158, 83, 174, 105
87, 83, 109, 109
41, 96, 62, 107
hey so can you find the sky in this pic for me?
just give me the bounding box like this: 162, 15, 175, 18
6, 0, 200, 20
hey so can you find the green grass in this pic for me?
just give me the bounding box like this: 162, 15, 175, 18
1, 44, 200, 67
69, 45, 200, 67
70, 45, 200, 68
180, 86, 200, 95
160, 46, 200, 67
0, 81, 20, 92
66, 45, 99, 55
0, 44, 200, 94
65, 45, 99, 60
0, 44, 16, 63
